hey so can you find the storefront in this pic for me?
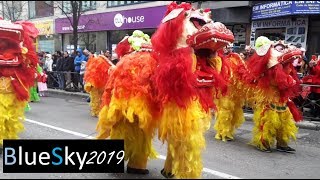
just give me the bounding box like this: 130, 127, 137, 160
250, 17, 309, 48
55, 6, 167, 54
210, 5, 252, 51
33, 20, 55, 53
250, 1, 320, 49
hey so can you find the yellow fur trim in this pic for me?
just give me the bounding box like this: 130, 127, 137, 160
97, 95, 158, 134
84, 83, 93, 93
251, 105, 298, 150
214, 95, 245, 141
96, 95, 159, 164
208, 56, 222, 73
0, 93, 27, 146
89, 87, 104, 117
0, 77, 14, 93
192, 54, 197, 73
159, 100, 211, 178
213, 67, 247, 141
110, 119, 158, 164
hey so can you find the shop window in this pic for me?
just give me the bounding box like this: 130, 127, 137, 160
28, 1, 54, 19
1, 1, 23, 21
107, 1, 147, 8
108, 29, 155, 53
66, 33, 97, 52
255, 28, 286, 42
62, 1, 96, 14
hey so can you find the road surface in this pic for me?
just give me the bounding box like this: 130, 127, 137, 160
1, 94, 320, 179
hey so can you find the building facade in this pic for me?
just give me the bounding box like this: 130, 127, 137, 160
54, 1, 170, 54
0, 1, 170, 54
249, 0, 320, 60
200, 1, 252, 51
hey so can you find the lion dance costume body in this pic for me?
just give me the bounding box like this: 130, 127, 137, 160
152, 3, 235, 177
213, 48, 252, 142
96, 2, 235, 178
0, 19, 39, 149
84, 55, 114, 117
96, 30, 158, 174
243, 36, 303, 152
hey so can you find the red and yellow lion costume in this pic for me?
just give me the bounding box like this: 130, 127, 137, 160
243, 36, 303, 152
84, 55, 114, 117
96, 2, 234, 178
0, 19, 39, 147
212, 48, 253, 142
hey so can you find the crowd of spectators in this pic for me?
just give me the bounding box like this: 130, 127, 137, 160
38, 49, 118, 92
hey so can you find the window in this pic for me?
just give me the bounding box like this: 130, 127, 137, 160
62, 1, 96, 14
2, 1, 23, 21
81, 1, 96, 11
107, 1, 146, 7
28, 1, 54, 19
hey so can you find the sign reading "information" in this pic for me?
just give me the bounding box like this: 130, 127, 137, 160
2, 140, 124, 173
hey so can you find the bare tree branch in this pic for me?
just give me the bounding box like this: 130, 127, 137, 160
0, 1, 26, 21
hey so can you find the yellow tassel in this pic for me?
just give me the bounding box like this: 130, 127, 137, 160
159, 100, 211, 178
0, 93, 27, 146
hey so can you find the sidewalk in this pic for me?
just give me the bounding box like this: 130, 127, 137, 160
47, 88, 89, 98
48, 88, 320, 131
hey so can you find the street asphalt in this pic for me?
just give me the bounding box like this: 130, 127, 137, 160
0, 92, 320, 179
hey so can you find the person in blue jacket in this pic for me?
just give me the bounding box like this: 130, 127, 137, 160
74, 48, 88, 90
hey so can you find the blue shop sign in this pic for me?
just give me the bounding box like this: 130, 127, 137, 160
252, 1, 320, 20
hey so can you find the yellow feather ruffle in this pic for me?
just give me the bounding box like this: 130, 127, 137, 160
0, 93, 27, 146
251, 105, 298, 150
88, 86, 104, 117
159, 100, 211, 178
96, 95, 158, 161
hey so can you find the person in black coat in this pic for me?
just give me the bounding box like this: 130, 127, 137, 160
62, 51, 75, 89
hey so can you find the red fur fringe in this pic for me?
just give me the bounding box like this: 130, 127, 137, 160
11, 77, 29, 101
287, 100, 303, 122
84, 56, 111, 89
101, 52, 158, 109
115, 38, 132, 59
273, 64, 301, 102
151, 11, 186, 55
243, 49, 272, 84
196, 56, 228, 111
152, 47, 198, 109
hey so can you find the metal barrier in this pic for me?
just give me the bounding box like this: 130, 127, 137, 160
46, 71, 85, 92
298, 84, 320, 120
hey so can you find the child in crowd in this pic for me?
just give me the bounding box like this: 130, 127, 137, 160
38, 71, 48, 97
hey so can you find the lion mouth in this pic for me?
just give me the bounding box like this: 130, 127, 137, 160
279, 50, 303, 64
0, 37, 22, 66
187, 22, 234, 52
190, 17, 206, 30
194, 49, 216, 87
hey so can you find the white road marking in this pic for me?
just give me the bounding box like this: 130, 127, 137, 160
25, 119, 95, 139
25, 118, 242, 179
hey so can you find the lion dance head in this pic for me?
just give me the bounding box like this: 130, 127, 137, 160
151, 2, 234, 111
0, 18, 39, 101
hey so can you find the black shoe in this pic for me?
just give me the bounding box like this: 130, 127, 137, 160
161, 168, 174, 178
127, 166, 149, 175
276, 146, 296, 153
